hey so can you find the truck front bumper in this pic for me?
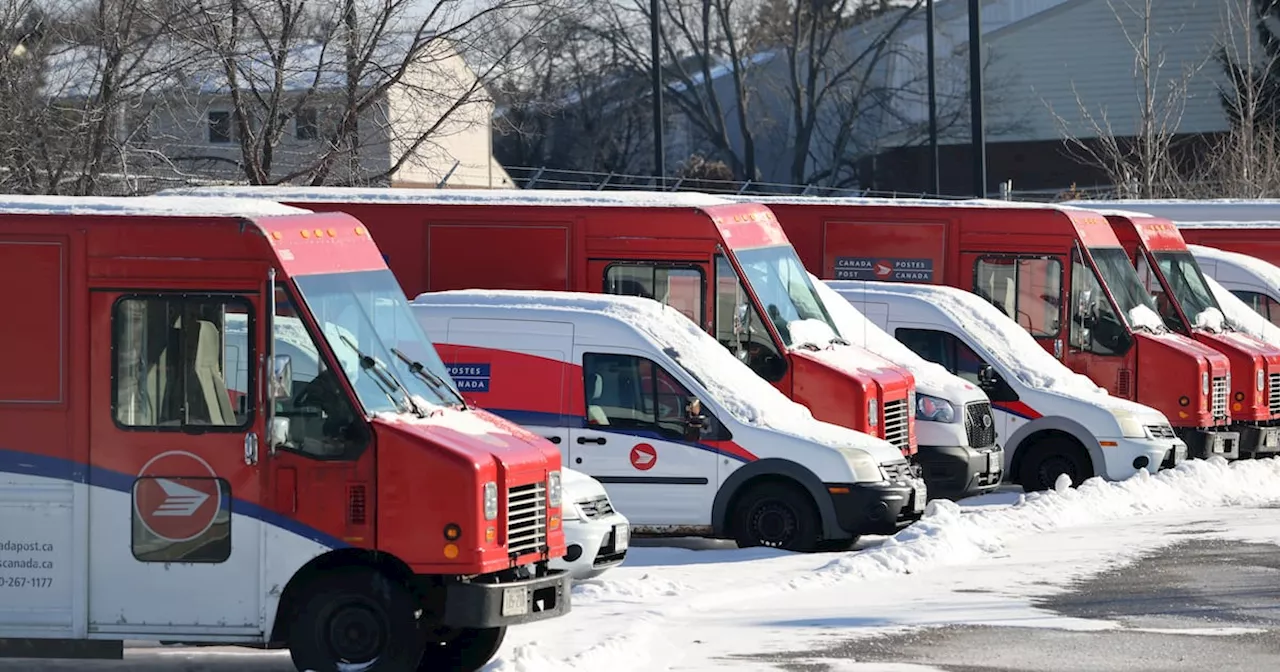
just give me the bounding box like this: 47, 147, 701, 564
1234, 423, 1280, 458
1176, 427, 1240, 461
915, 444, 1003, 501
826, 478, 927, 537
441, 569, 571, 629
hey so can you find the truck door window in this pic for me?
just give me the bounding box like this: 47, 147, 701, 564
271, 286, 369, 460
895, 328, 987, 386
1134, 253, 1183, 332
582, 352, 719, 441
604, 264, 704, 324
973, 256, 1061, 337
1070, 247, 1132, 355
713, 255, 786, 381
1232, 290, 1280, 327
113, 296, 252, 429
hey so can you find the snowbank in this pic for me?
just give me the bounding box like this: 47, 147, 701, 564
486, 457, 1280, 672
0, 194, 309, 217
160, 186, 733, 209
810, 275, 975, 398
1204, 274, 1280, 346
414, 290, 903, 459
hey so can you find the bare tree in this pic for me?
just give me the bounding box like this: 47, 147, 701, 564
1047, 0, 1208, 198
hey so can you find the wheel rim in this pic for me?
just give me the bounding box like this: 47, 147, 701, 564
750, 500, 798, 547
1037, 455, 1079, 489
324, 599, 387, 665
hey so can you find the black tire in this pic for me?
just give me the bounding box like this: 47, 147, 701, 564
731, 481, 823, 552
418, 626, 507, 672
1017, 436, 1093, 492
287, 567, 424, 672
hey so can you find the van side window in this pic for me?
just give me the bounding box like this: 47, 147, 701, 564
1232, 290, 1280, 327
973, 256, 1062, 337
113, 296, 252, 429
604, 264, 704, 324
582, 353, 711, 441
714, 255, 786, 382
896, 328, 988, 386
271, 286, 370, 460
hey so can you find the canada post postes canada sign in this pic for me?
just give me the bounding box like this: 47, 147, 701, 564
834, 257, 935, 282
447, 363, 491, 392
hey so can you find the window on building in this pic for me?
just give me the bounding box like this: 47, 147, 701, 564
208, 111, 232, 144
603, 263, 704, 324
973, 256, 1062, 337
113, 295, 252, 429
582, 352, 715, 441
295, 108, 319, 140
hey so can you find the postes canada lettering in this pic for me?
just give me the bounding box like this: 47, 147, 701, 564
455, 379, 488, 390
448, 365, 487, 377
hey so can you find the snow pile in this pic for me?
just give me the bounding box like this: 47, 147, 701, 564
1192, 306, 1226, 332
160, 186, 734, 210
812, 275, 977, 398
1189, 244, 1280, 293
413, 290, 904, 460
486, 457, 1280, 672
1127, 304, 1167, 332
0, 194, 310, 217
1204, 275, 1280, 345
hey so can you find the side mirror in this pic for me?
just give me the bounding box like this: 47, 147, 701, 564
269, 355, 293, 400
684, 398, 707, 442
978, 365, 1000, 389
268, 416, 290, 448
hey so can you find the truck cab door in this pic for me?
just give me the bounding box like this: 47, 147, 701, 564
963, 252, 1068, 361
87, 287, 265, 637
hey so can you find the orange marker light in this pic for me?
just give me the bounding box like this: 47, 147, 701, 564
355, 226, 366, 236
300, 230, 310, 238
327, 228, 337, 237
443, 543, 459, 559
314, 229, 323, 238
485, 527, 496, 543
271, 231, 283, 240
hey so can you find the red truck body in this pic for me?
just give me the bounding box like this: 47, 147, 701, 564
159, 187, 918, 456
1104, 212, 1280, 457
0, 196, 567, 671
754, 197, 1240, 460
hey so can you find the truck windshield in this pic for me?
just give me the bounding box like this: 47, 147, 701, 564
1153, 250, 1221, 328
732, 245, 840, 347
293, 269, 463, 414
1088, 247, 1161, 329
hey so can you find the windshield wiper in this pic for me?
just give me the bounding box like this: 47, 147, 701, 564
390, 347, 468, 408
338, 335, 426, 417
830, 336, 851, 346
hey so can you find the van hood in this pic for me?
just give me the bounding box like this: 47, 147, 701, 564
372, 406, 561, 476
562, 467, 608, 503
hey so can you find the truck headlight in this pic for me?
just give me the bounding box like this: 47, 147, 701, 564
1112, 410, 1148, 439
868, 398, 879, 427
547, 471, 562, 508
907, 390, 916, 418
1201, 371, 1209, 396
483, 481, 498, 521
916, 393, 957, 423
1258, 369, 1266, 392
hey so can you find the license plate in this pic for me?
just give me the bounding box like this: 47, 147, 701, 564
986, 451, 1001, 474
501, 586, 529, 617
1175, 444, 1187, 463
912, 483, 927, 512
614, 523, 630, 552
1266, 432, 1277, 448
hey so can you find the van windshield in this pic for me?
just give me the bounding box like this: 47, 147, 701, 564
292, 269, 463, 413
732, 245, 841, 347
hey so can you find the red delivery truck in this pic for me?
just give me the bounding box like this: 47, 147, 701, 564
159, 187, 919, 458
0, 196, 568, 672
749, 196, 1240, 461
1101, 211, 1280, 457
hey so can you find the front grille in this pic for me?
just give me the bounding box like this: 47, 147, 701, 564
506, 482, 547, 557
883, 398, 910, 454
577, 494, 614, 520
1146, 424, 1177, 439
880, 460, 913, 483
1269, 373, 1280, 415
1212, 375, 1229, 420
964, 402, 997, 448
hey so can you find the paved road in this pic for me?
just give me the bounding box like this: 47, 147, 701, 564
747, 535, 1280, 672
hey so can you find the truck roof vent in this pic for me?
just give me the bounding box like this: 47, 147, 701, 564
347, 484, 368, 526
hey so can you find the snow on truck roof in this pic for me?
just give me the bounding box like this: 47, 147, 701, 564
1063, 199, 1280, 227
158, 186, 738, 209
720, 194, 1125, 216
0, 194, 310, 217
413, 289, 900, 456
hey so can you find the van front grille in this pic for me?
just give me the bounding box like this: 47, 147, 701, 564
1212, 375, 1229, 420
507, 482, 547, 557
578, 494, 614, 520
1146, 424, 1177, 439
964, 402, 997, 448
883, 398, 910, 454
1269, 372, 1280, 415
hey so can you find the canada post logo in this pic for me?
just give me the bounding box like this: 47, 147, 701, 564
834, 256, 934, 282
447, 363, 491, 392
132, 451, 224, 543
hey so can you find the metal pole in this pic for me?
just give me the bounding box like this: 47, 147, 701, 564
968, 0, 986, 198
926, 0, 939, 195
651, 0, 664, 187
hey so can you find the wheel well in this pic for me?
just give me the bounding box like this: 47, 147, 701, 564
721, 473, 819, 535
1010, 429, 1092, 484
269, 548, 415, 646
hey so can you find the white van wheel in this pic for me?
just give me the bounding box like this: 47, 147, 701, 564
1017, 436, 1092, 492
731, 481, 822, 552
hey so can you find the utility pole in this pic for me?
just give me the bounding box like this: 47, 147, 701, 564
926, 0, 939, 195
651, 0, 665, 188
968, 0, 986, 198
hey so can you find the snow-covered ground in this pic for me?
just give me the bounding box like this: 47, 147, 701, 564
484, 458, 1280, 671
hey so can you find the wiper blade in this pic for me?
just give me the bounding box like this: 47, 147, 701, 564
830, 337, 851, 346
391, 347, 467, 408
338, 334, 425, 417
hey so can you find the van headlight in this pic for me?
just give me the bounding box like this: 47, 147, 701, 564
483, 481, 498, 521
562, 501, 583, 521
844, 450, 882, 483
1111, 410, 1148, 439
916, 393, 957, 423
547, 471, 562, 508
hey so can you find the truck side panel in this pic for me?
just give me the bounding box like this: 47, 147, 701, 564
0, 234, 79, 639
427, 224, 571, 294
822, 221, 949, 283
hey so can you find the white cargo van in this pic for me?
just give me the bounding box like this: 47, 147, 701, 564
827, 281, 1188, 490
1187, 243, 1280, 328
411, 290, 925, 552
807, 274, 1003, 500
